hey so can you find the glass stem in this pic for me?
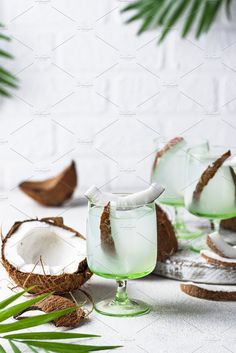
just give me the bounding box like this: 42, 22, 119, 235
114, 280, 129, 305
211, 219, 221, 233
174, 206, 186, 231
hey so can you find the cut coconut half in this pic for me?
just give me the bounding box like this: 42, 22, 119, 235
180, 282, 236, 301
201, 249, 236, 268
1, 217, 92, 294
207, 232, 236, 258
19, 161, 77, 206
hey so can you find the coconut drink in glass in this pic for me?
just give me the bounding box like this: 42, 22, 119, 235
151, 137, 208, 239
85, 184, 164, 317
184, 145, 236, 252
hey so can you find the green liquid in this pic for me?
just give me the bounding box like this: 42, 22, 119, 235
90, 267, 154, 280
160, 199, 184, 207
188, 208, 236, 220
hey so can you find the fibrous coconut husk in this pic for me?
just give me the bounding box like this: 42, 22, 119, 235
180, 283, 236, 301
100, 202, 115, 253
1, 217, 92, 294
156, 204, 178, 261
193, 150, 231, 203
151, 137, 184, 177
14, 295, 85, 328
19, 161, 77, 206
221, 217, 236, 232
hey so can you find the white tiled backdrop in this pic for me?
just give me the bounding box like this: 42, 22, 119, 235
0, 0, 236, 194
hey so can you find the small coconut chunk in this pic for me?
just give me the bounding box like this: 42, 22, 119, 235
207, 232, 236, 259
181, 282, 236, 301
201, 249, 236, 267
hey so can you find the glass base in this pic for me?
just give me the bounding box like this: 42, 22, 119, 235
188, 234, 208, 253
95, 298, 151, 317
174, 221, 203, 240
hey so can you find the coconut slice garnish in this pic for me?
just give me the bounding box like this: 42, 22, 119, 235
207, 232, 236, 259
156, 204, 177, 261
100, 202, 115, 253
151, 137, 185, 177
180, 282, 236, 301
85, 183, 164, 208
19, 161, 77, 206
201, 249, 236, 267
193, 150, 231, 203
1, 217, 92, 294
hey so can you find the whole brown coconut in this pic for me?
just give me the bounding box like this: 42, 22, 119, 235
19, 161, 77, 206
1, 217, 92, 294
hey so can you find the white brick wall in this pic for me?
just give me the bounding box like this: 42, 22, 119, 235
0, 0, 236, 193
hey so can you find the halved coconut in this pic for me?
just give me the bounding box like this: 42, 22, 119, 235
19, 161, 77, 206
1, 217, 92, 294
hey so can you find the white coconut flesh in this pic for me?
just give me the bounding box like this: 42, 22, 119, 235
201, 249, 236, 264
4, 221, 86, 275
208, 232, 236, 258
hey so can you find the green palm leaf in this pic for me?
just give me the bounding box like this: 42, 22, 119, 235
21, 341, 121, 353
4, 332, 99, 340
0, 344, 7, 353
9, 342, 21, 353
0, 288, 35, 310
0, 307, 76, 333
0, 293, 51, 323
122, 0, 233, 43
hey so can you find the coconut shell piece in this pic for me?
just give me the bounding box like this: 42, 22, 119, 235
193, 150, 231, 203
19, 161, 77, 206
151, 137, 184, 176
156, 204, 178, 261
100, 202, 115, 253
1, 217, 92, 294
201, 250, 236, 268
14, 295, 85, 327
180, 283, 236, 301
221, 217, 236, 232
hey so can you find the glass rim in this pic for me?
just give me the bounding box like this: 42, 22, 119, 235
89, 193, 156, 209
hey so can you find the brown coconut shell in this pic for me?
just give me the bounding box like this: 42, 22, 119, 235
193, 150, 231, 203
19, 161, 77, 206
100, 202, 115, 253
180, 283, 236, 301
221, 217, 236, 232
1, 217, 92, 294
156, 204, 178, 261
151, 137, 184, 177
206, 235, 226, 258
14, 295, 85, 327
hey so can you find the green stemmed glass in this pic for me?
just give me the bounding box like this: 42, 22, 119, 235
184, 145, 236, 252
86, 198, 157, 317
151, 137, 208, 240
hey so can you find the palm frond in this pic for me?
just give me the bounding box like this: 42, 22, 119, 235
0, 290, 121, 353
122, 0, 232, 43
0, 24, 18, 97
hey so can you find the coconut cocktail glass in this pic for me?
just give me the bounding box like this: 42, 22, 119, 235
184, 145, 236, 252
85, 184, 164, 317
151, 137, 208, 239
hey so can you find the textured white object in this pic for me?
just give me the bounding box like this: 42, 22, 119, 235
84, 183, 164, 207
0, 1, 235, 193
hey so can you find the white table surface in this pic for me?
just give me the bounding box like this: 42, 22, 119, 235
0, 190, 235, 353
